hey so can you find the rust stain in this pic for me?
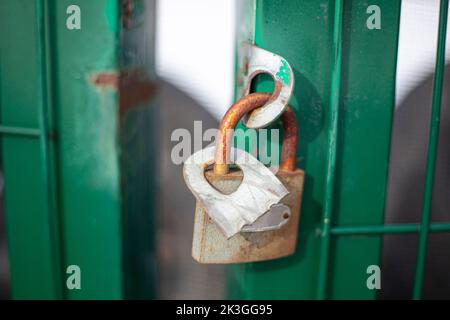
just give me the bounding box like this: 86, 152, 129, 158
91, 72, 119, 89
214, 93, 271, 175
280, 107, 298, 172
91, 70, 157, 121
119, 70, 157, 117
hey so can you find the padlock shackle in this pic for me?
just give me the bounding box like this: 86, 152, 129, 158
214, 92, 298, 175
280, 107, 298, 172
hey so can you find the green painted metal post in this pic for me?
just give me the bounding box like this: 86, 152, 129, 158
39, 0, 123, 299
0, 0, 65, 299
35, 0, 64, 299
317, 0, 344, 300
332, 222, 450, 235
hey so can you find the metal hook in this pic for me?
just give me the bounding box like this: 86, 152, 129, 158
237, 43, 295, 129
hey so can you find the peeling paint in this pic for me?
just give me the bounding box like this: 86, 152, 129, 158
90, 71, 119, 89
276, 59, 291, 85
90, 70, 157, 119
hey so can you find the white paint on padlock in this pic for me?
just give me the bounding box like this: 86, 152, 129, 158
183, 146, 289, 238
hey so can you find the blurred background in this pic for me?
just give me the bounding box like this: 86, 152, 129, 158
0, 0, 449, 299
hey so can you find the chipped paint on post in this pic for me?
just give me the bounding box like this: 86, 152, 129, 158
90, 70, 157, 120
90, 71, 120, 89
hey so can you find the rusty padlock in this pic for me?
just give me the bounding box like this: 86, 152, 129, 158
189, 92, 305, 264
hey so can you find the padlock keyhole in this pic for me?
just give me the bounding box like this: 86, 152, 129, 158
204, 164, 244, 195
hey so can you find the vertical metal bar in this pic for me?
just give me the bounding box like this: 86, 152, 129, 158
413, 0, 449, 300
35, 0, 63, 298
316, 0, 344, 300
52, 0, 123, 299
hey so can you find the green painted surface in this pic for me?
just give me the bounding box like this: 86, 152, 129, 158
0, 0, 62, 299
317, 0, 344, 299
229, 0, 401, 299
329, 0, 401, 300
276, 60, 291, 85
50, 0, 122, 299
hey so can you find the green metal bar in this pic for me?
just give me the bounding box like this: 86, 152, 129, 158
1, 0, 60, 298
413, 0, 449, 300
328, 1, 401, 299
331, 222, 450, 236
51, 0, 123, 299
429, 222, 450, 232
0, 126, 41, 137
35, 0, 63, 298
317, 0, 344, 300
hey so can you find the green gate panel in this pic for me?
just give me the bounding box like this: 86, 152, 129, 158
328, 0, 401, 299
0, 0, 63, 299
0, 0, 160, 299
229, 0, 401, 299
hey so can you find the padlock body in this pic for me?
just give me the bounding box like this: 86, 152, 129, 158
192, 168, 304, 264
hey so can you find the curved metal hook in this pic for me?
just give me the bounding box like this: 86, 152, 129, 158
239, 43, 294, 129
